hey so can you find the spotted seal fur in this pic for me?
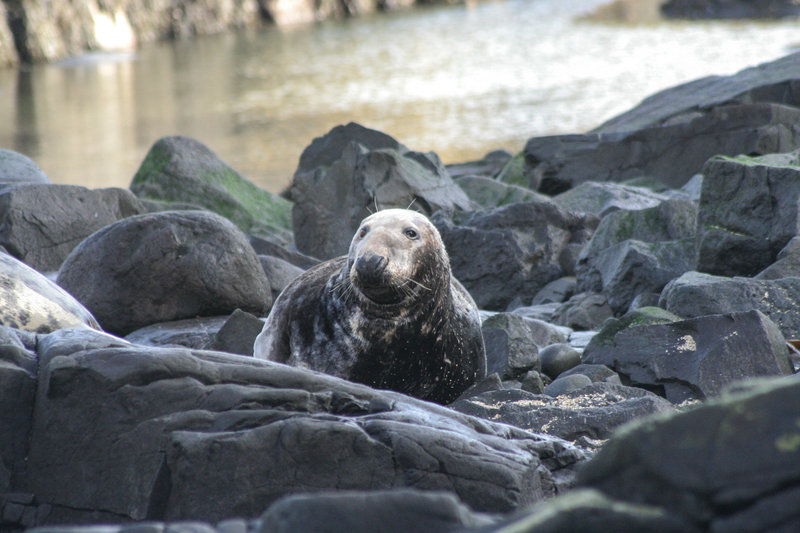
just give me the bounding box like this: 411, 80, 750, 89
254, 209, 486, 404
0, 253, 100, 333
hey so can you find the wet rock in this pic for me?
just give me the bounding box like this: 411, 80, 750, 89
539, 343, 581, 379
451, 382, 675, 442
662, 0, 800, 19
577, 375, 800, 532
258, 255, 304, 301
432, 201, 597, 310
0, 327, 37, 491
57, 210, 271, 336
552, 181, 670, 217
582, 309, 793, 402
560, 364, 622, 385
258, 489, 489, 533
696, 152, 800, 277
130, 136, 292, 245
209, 309, 265, 356
289, 122, 473, 259
575, 198, 697, 313
24, 328, 585, 525
525, 103, 800, 192
249, 235, 320, 270
531, 277, 576, 305
446, 150, 512, 179
481, 313, 568, 379
0, 185, 145, 271
660, 271, 800, 339
551, 293, 614, 331
544, 374, 592, 397
755, 236, 800, 279
124, 316, 227, 349
0, 149, 49, 185
456, 175, 548, 208
595, 50, 800, 135
486, 489, 699, 533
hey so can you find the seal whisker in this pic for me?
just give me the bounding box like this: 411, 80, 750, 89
403, 277, 431, 292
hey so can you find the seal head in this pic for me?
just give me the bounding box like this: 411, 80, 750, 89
254, 209, 486, 404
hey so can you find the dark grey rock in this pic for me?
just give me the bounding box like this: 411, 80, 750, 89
125, 317, 227, 350
583, 309, 793, 402
521, 370, 546, 394
248, 235, 320, 270
289, 122, 474, 259
696, 152, 800, 277
526, 103, 800, 192
0, 184, 145, 271
483, 489, 699, 533
660, 271, 800, 339
662, 0, 800, 19
130, 136, 292, 245
57, 210, 271, 336
577, 375, 800, 532
551, 293, 614, 331
510, 303, 561, 323
595, 50, 800, 135
451, 383, 675, 442
446, 150, 512, 179
258, 255, 304, 301
552, 181, 670, 218
25, 329, 585, 526
539, 343, 582, 379
0, 327, 37, 491
258, 489, 488, 533
560, 364, 621, 385
481, 313, 568, 379
575, 198, 697, 313
432, 201, 597, 310
456, 175, 548, 208
626, 292, 661, 312
0, 149, 50, 185
756, 235, 800, 279
209, 309, 265, 356
544, 374, 592, 397
531, 277, 576, 305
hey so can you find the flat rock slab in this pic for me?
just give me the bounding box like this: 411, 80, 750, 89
582, 309, 793, 402
451, 383, 675, 442
24, 329, 585, 526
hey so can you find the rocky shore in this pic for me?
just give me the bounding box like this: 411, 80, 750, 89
1, 52, 800, 532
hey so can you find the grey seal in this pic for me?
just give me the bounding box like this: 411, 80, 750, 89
254, 209, 486, 404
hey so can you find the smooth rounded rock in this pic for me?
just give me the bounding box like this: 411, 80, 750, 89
539, 343, 582, 379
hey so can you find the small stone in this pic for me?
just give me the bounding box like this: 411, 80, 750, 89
544, 374, 593, 397
539, 343, 582, 379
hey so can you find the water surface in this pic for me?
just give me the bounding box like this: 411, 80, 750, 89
0, 0, 798, 192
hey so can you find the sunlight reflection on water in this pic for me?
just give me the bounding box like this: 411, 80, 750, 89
0, 0, 798, 192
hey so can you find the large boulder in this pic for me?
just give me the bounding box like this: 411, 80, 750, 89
0, 185, 145, 271
756, 236, 800, 279
22, 328, 585, 526
481, 313, 568, 379
432, 201, 597, 310
130, 136, 292, 245
525, 103, 800, 192
577, 375, 800, 531
696, 152, 800, 277
57, 211, 271, 335
575, 198, 697, 313
582, 309, 793, 402
552, 181, 671, 218
289, 123, 474, 259
660, 271, 800, 339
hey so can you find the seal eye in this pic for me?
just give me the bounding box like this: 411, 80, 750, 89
403, 228, 419, 240
357, 226, 368, 238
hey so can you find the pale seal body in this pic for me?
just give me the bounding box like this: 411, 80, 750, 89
254, 209, 486, 404
0, 253, 101, 333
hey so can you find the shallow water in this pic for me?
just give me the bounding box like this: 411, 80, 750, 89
0, 0, 798, 193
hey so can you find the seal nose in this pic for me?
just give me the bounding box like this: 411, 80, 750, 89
355, 251, 388, 284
